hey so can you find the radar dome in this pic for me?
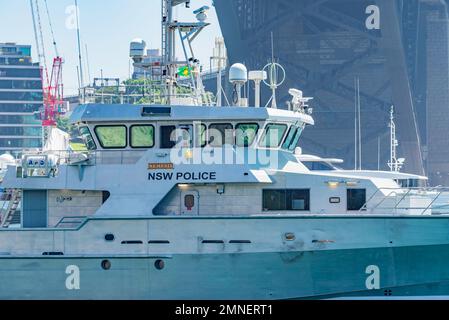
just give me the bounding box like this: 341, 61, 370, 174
229, 63, 248, 83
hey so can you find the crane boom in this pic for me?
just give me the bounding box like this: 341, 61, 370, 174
43, 0, 59, 57
28, 0, 65, 142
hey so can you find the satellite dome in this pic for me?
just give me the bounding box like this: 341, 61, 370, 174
229, 63, 248, 83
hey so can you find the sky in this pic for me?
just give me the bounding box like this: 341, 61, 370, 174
0, 0, 222, 95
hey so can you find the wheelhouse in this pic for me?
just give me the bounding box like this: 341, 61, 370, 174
71, 104, 314, 153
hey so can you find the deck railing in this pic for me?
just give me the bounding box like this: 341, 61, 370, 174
360, 187, 449, 215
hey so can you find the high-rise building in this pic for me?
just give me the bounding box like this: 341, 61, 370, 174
213, 0, 449, 185
0, 43, 43, 156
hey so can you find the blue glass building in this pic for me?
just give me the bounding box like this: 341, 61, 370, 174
0, 43, 43, 156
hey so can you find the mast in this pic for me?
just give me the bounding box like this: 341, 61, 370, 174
74, 0, 84, 88
357, 77, 361, 170
354, 77, 358, 170
388, 105, 404, 172
159, 0, 210, 105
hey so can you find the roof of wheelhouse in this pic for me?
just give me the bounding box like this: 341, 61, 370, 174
70, 104, 315, 125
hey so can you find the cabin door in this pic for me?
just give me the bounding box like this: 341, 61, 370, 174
181, 191, 199, 215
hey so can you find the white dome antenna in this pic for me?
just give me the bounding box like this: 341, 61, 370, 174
229, 63, 248, 106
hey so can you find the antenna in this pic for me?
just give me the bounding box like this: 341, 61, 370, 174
85, 43, 91, 85
74, 0, 84, 88
353, 76, 362, 170
357, 77, 361, 170
354, 77, 357, 170
377, 136, 380, 171
211, 37, 227, 106
263, 33, 285, 109
388, 105, 404, 172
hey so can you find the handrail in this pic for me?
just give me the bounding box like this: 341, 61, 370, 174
0, 189, 21, 228
421, 190, 443, 215
0, 189, 12, 223
358, 187, 449, 215
393, 188, 412, 210
359, 187, 381, 212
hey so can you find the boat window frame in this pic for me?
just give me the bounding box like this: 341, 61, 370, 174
302, 161, 336, 171
346, 188, 367, 211
288, 125, 304, 151
176, 124, 194, 149
129, 124, 155, 149
259, 123, 289, 149
194, 123, 207, 148
235, 122, 260, 147
208, 123, 234, 147
159, 123, 196, 149
281, 125, 297, 150
262, 188, 311, 211
94, 124, 128, 149
78, 125, 97, 150
159, 125, 177, 149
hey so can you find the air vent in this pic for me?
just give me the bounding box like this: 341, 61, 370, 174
121, 240, 143, 244
42, 252, 64, 256
148, 240, 170, 244
141, 106, 171, 117
201, 240, 225, 244
229, 240, 251, 244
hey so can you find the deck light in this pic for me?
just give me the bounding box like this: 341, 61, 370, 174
326, 181, 340, 188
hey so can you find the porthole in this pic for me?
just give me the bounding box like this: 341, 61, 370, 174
101, 259, 111, 270
154, 259, 165, 270
104, 233, 115, 241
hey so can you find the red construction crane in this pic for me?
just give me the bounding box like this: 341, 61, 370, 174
29, 0, 65, 131
42, 56, 64, 126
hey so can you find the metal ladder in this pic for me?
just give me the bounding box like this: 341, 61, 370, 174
0, 189, 21, 228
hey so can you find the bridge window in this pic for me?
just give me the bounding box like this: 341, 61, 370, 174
347, 189, 366, 211
288, 126, 303, 151
208, 123, 234, 147
236, 123, 259, 147
262, 189, 310, 211
177, 125, 193, 148
160, 125, 193, 149
130, 125, 154, 148
78, 126, 96, 150
94, 125, 127, 149
259, 123, 288, 148
160, 125, 176, 149
302, 161, 336, 171
281, 126, 297, 149
195, 123, 207, 147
